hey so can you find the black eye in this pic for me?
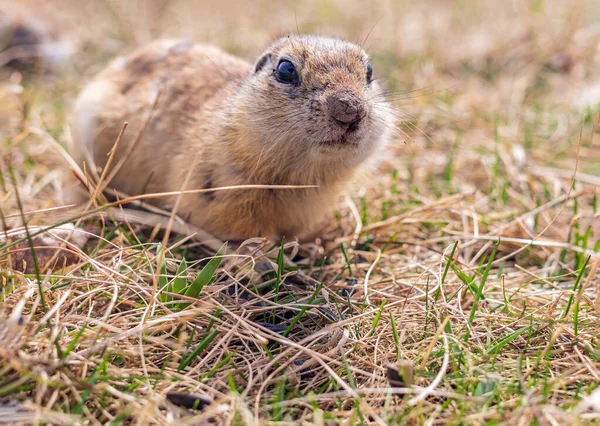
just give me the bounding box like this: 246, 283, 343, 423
276, 60, 299, 84
366, 62, 373, 83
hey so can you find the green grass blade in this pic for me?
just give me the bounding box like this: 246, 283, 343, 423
179, 243, 227, 310
274, 239, 285, 302
158, 247, 169, 303
172, 257, 188, 296
368, 300, 386, 337
486, 326, 532, 355
436, 241, 458, 302
340, 242, 354, 277
180, 329, 220, 370
64, 323, 88, 357
564, 255, 590, 320
283, 284, 323, 337
468, 244, 497, 325
389, 313, 400, 359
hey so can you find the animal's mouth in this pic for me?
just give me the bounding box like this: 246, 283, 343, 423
316, 117, 367, 148
319, 125, 363, 147
319, 136, 359, 148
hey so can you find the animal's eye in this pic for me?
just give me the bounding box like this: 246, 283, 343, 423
276, 60, 299, 84
366, 62, 373, 83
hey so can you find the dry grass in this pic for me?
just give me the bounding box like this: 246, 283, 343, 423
1, 0, 600, 424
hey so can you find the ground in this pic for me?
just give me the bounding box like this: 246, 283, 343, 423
1, 0, 600, 425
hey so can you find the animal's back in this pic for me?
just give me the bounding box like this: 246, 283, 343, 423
70, 39, 251, 196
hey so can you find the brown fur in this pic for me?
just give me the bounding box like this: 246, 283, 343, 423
70, 36, 393, 240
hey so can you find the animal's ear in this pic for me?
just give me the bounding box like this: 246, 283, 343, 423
254, 53, 273, 73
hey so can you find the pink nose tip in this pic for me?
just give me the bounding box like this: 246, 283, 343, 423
326, 91, 365, 124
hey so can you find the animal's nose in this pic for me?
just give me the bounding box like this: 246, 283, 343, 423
326, 91, 365, 124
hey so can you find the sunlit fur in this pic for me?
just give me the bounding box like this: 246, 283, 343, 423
70, 36, 394, 240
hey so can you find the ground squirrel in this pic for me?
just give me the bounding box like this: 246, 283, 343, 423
70, 36, 394, 240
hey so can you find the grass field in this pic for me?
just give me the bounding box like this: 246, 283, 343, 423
1, 0, 600, 424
